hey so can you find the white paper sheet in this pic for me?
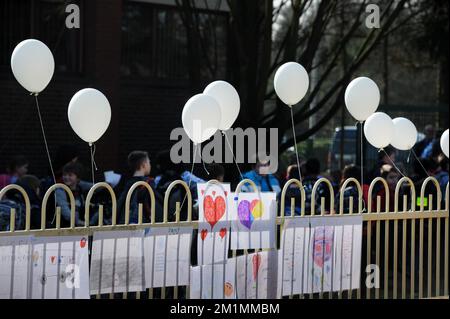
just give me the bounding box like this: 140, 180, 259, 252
235, 251, 278, 299
308, 216, 363, 293
0, 236, 33, 299
197, 183, 231, 265
30, 235, 90, 299
90, 230, 145, 295
278, 218, 311, 297
230, 192, 277, 250
189, 262, 236, 299
143, 226, 192, 288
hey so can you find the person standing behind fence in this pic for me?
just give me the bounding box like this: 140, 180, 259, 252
0, 155, 29, 189
241, 157, 281, 195
117, 151, 155, 224
54, 161, 92, 227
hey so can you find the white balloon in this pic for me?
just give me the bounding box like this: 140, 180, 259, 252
364, 112, 394, 149
204, 81, 240, 130
11, 39, 55, 94
391, 117, 417, 150
441, 129, 449, 158
68, 88, 111, 143
345, 77, 380, 121
274, 62, 309, 106
182, 94, 221, 144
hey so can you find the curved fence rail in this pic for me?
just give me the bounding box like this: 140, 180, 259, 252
0, 178, 448, 299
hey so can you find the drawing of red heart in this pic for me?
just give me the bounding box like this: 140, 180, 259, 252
50, 256, 56, 264
212, 191, 216, 196
200, 229, 208, 241
201, 190, 205, 196
219, 228, 227, 239
80, 237, 87, 248
203, 195, 226, 229
252, 254, 261, 280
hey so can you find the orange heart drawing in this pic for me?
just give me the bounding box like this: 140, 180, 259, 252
219, 228, 227, 239
200, 229, 208, 241
203, 195, 226, 230
50, 256, 56, 264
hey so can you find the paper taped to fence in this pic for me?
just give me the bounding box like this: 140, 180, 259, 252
190, 262, 236, 299
0, 236, 33, 299
90, 230, 145, 295
197, 183, 231, 265
278, 215, 363, 296
30, 236, 90, 299
144, 226, 192, 288
278, 218, 311, 297
230, 192, 276, 250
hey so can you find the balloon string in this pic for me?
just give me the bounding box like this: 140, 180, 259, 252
357, 121, 367, 213
34, 94, 56, 185
223, 131, 244, 180
89, 143, 98, 184
179, 143, 198, 214
290, 107, 303, 183
411, 149, 431, 178
379, 148, 406, 178
35, 93, 57, 225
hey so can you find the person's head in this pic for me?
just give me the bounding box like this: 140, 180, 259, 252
255, 158, 271, 176
7, 155, 28, 177
54, 144, 79, 172
286, 165, 300, 180
341, 164, 360, 184
424, 125, 435, 140
207, 163, 225, 182
17, 175, 41, 197
62, 161, 84, 189
128, 151, 151, 176
378, 146, 396, 164
305, 158, 321, 177
380, 164, 400, 189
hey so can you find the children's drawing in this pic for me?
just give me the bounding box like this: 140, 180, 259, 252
230, 192, 276, 250
90, 230, 145, 295
197, 183, 231, 265
143, 226, 192, 288
30, 236, 90, 299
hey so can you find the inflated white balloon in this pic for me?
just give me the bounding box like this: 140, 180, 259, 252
11, 39, 55, 94
345, 77, 380, 121
204, 81, 240, 130
274, 62, 309, 106
182, 94, 221, 144
441, 129, 449, 158
68, 88, 111, 143
364, 112, 394, 149
391, 117, 417, 150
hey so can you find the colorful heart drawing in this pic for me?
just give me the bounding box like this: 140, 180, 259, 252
219, 228, 227, 239
80, 237, 87, 248
200, 229, 208, 241
203, 195, 226, 230
237, 199, 264, 229
252, 254, 261, 280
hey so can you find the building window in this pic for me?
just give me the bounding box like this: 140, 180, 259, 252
0, 0, 83, 73
121, 1, 228, 81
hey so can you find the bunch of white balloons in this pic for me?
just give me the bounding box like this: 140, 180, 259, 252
11, 39, 112, 145
181, 81, 240, 144
345, 77, 449, 158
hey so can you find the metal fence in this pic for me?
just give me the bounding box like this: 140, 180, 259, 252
0, 177, 448, 299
